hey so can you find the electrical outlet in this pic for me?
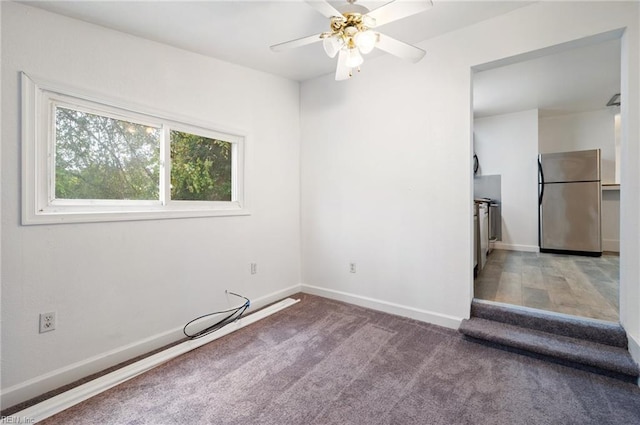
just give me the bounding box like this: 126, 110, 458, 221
39, 312, 56, 333
250, 263, 257, 274
349, 263, 356, 273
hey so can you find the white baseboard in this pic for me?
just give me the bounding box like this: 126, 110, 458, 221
627, 334, 640, 387
1, 326, 184, 411
300, 284, 462, 330
494, 241, 620, 254
0, 284, 302, 411
252, 284, 303, 308
491, 242, 539, 252
602, 239, 620, 253
628, 333, 640, 366
1, 297, 301, 424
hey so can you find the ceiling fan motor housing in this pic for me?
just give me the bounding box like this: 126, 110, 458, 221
330, 13, 369, 35
337, 2, 370, 15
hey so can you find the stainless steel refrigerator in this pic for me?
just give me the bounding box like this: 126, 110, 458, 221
538, 149, 602, 256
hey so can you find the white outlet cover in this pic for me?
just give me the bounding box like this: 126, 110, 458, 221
39, 312, 56, 333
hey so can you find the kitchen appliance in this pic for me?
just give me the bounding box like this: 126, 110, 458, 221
473, 206, 478, 273
489, 201, 501, 245
538, 149, 602, 256
475, 200, 490, 272
476, 201, 489, 271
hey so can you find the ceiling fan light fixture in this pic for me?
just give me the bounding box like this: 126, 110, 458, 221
323, 35, 344, 58
345, 47, 364, 68
362, 15, 376, 28
354, 30, 376, 54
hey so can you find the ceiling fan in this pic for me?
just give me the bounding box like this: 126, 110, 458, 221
270, 0, 433, 81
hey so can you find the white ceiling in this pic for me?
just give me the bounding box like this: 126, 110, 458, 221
21, 0, 530, 81
473, 34, 621, 118
19, 1, 621, 116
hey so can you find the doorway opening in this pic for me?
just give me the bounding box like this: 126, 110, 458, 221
471, 30, 623, 322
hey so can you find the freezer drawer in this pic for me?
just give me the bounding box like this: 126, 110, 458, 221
539, 181, 601, 253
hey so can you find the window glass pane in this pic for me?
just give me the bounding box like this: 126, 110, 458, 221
170, 130, 232, 201
55, 106, 160, 200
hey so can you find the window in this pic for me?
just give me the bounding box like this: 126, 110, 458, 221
54, 106, 162, 202
169, 130, 232, 202
22, 73, 247, 224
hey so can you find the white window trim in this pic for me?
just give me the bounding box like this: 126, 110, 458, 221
21, 72, 249, 225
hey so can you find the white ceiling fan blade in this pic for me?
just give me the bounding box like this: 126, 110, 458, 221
270, 33, 323, 52
335, 49, 351, 81
305, 0, 344, 18
375, 33, 425, 63
366, 0, 433, 27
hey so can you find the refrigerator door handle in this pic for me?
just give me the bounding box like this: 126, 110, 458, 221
538, 159, 545, 205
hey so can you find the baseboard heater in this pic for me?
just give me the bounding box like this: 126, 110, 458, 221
2, 297, 300, 424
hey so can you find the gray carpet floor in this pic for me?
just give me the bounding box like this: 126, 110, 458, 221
40, 293, 640, 424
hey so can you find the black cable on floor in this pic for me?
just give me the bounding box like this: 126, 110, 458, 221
183, 291, 250, 339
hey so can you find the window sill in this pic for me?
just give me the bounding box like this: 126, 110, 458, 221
22, 204, 250, 225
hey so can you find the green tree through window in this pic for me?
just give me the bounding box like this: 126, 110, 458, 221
54, 108, 233, 203
170, 131, 232, 201
55, 107, 160, 200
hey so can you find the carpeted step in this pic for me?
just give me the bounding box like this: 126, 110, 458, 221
471, 299, 628, 348
459, 317, 640, 380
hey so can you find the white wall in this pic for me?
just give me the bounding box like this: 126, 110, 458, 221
1, 2, 301, 408
619, 4, 640, 362
300, 1, 639, 356
539, 109, 617, 184
0, 0, 3, 403
602, 189, 621, 252
474, 110, 539, 251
